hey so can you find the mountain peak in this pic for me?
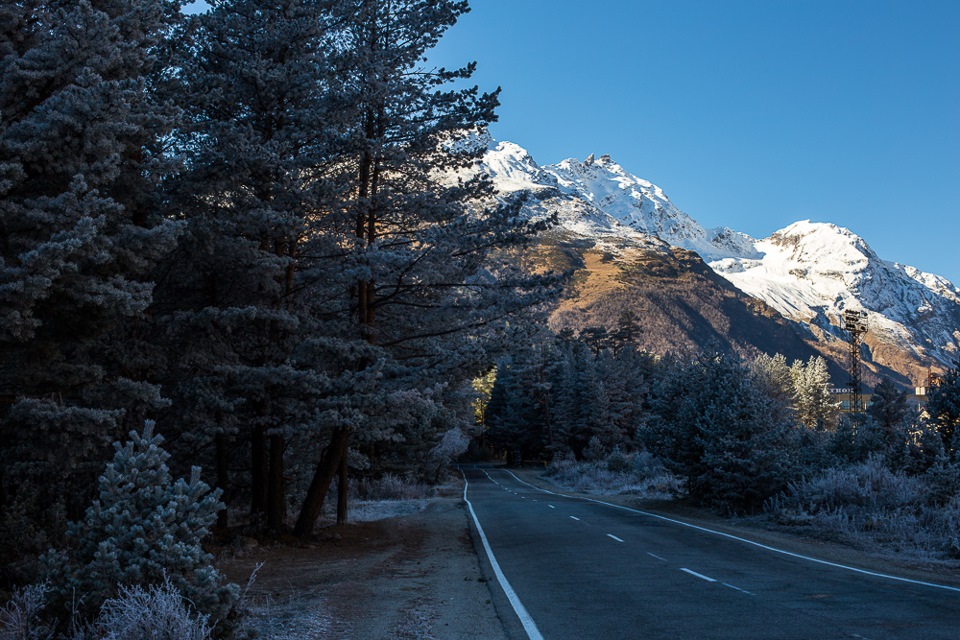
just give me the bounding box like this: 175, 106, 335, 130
474, 137, 960, 377
480, 141, 760, 260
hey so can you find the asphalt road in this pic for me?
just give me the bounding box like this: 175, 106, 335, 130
461, 465, 960, 640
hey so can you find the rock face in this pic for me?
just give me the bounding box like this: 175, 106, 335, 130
480, 139, 960, 386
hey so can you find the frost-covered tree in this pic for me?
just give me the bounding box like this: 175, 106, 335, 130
44, 423, 237, 625
750, 353, 794, 407
925, 364, 960, 458
159, 0, 347, 535
155, 0, 551, 538
290, 0, 553, 534
791, 356, 839, 430
643, 354, 800, 512
0, 0, 184, 565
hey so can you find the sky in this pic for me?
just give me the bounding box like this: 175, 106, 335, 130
428, 0, 960, 283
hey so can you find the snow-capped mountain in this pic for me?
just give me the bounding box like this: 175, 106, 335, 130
482, 141, 759, 259
478, 139, 960, 377
711, 221, 960, 367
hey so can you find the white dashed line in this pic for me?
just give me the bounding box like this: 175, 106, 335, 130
502, 470, 960, 595
647, 552, 666, 561
569, 516, 581, 521
607, 534, 624, 542
548, 505, 556, 509
722, 583, 755, 596
680, 568, 716, 583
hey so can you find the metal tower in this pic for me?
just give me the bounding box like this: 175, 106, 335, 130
843, 309, 869, 412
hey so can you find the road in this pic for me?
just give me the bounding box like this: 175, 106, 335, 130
461, 465, 960, 640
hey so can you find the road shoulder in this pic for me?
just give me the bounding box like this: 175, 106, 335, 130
218, 484, 509, 640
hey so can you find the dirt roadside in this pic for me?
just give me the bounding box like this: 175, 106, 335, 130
217, 480, 508, 640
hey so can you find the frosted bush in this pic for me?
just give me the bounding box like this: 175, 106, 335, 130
605, 447, 630, 473
581, 437, 606, 462
545, 451, 681, 499
351, 474, 432, 501
775, 456, 922, 515
95, 580, 211, 640
766, 456, 960, 559
0, 583, 54, 640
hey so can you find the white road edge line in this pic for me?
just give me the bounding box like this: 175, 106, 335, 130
607, 534, 624, 542
681, 568, 717, 582
462, 471, 544, 640
503, 470, 960, 594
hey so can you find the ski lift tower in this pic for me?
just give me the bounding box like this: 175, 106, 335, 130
843, 309, 869, 412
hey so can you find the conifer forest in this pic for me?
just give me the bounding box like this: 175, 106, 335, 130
2, 1, 960, 638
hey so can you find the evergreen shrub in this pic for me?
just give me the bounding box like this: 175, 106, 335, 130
43, 423, 237, 626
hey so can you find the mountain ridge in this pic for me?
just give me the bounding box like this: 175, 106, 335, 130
480, 139, 960, 384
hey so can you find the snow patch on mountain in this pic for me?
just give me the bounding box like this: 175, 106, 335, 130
482, 141, 559, 194
482, 141, 659, 246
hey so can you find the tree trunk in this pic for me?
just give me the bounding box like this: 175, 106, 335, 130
215, 434, 230, 529
337, 445, 349, 525
293, 427, 349, 537
267, 433, 286, 534
251, 424, 268, 518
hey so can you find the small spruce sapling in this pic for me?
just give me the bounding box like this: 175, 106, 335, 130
44, 422, 237, 624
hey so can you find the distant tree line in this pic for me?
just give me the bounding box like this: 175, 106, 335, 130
0, 0, 554, 633
485, 324, 960, 517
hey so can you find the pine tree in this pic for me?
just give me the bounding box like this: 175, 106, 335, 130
160, 0, 552, 537
595, 345, 654, 450
44, 423, 237, 624
485, 347, 553, 461
160, 0, 347, 535
292, 0, 552, 534
644, 354, 799, 512
0, 0, 184, 553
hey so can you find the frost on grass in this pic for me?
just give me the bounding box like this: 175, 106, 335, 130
544, 448, 682, 499
0, 579, 212, 640
239, 596, 339, 640
318, 474, 436, 524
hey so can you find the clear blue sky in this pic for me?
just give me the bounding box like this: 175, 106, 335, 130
429, 0, 960, 283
